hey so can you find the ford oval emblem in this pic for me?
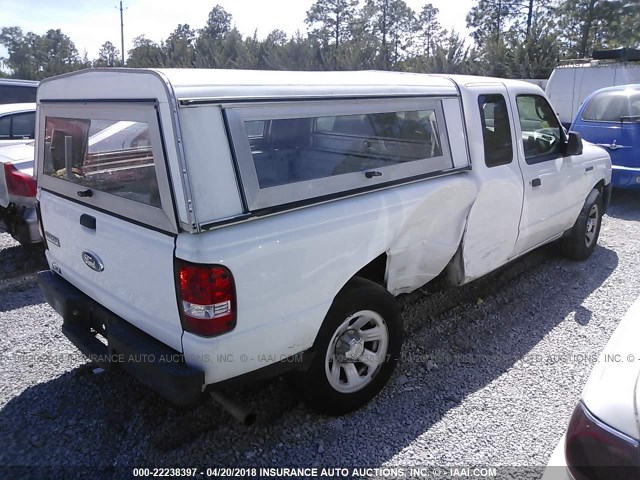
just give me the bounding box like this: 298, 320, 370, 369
82, 251, 104, 272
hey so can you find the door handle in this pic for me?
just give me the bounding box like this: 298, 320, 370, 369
585, 166, 594, 173
80, 214, 96, 230
531, 178, 542, 188
365, 170, 382, 179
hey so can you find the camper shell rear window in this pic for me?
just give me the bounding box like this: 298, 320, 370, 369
42, 117, 160, 207
226, 97, 464, 211
37, 102, 177, 233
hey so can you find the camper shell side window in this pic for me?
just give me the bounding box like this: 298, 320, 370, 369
226, 97, 462, 211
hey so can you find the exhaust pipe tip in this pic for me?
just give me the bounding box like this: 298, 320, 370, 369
210, 391, 257, 427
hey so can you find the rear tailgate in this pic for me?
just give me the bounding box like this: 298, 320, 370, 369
40, 193, 182, 350
37, 100, 184, 351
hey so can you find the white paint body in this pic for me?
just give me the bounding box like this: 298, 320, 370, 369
36, 69, 611, 388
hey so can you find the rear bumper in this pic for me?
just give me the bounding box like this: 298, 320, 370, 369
0, 204, 41, 244
37, 270, 205, 406
612, 165, 640, 188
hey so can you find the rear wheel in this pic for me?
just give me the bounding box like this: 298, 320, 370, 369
297, 277, 402, 415
560, 189, 603, 261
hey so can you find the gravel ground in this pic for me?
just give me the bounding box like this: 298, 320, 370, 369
1, 189, 639, 479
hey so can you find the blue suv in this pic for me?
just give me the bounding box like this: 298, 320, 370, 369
571, 84, 640, 188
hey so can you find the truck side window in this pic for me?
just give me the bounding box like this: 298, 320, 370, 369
516, 95, 562, 163
478, 94, 513, 167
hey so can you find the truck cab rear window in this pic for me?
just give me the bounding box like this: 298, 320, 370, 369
42, 117, 161, 208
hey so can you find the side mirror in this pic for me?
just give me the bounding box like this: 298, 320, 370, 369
565, 131, 583, 156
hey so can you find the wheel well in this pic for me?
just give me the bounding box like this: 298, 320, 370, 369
594, 179, 605, 194
353, 253, 387, 287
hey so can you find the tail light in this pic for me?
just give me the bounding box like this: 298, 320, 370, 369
566, 401, 640, 480
175, 260, 236, 337
4, 163, 37, 197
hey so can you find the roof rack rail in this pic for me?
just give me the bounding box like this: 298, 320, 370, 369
556, 48, 640, 68
592, 47, 640, 62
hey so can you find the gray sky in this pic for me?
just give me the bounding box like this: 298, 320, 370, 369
2, 0, 473, 60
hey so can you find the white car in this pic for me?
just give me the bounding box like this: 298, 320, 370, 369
0, 141, 38, 244
0, 103, 36, 147
0, 103, 38, 245
544, 296, 640, 480
35, 69, 610, 414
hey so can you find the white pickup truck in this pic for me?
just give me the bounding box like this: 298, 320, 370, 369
36, 69, 611, 415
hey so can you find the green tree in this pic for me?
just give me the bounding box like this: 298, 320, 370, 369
127, 35, 165, 67
416, 3, 444, 57
217, 28, 256, 69
509, 20, 559, 78
284, 31, 324, 70
364, 0, 416, 69
510, 0, 553, 37
163, 24, 196, 67
553, 0, 631, 58
578, 0, 598, 57
201, 5, 232, 38
256, 29, 290, 69
38, 29, 83, 78
0, 27, 38, 79
94, 41, 122, 67
195, 5, 233, 67
0, 27, 83, 79
80, 51, 92, 69
611, 0, 640, 48
476, 36, 512, 76
409, 31, 480, 74
305, 0, 358, 69
466, 0, 518, 43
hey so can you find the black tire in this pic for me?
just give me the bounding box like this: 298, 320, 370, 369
296, 277, 402, 415
560, 188, 603, 261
